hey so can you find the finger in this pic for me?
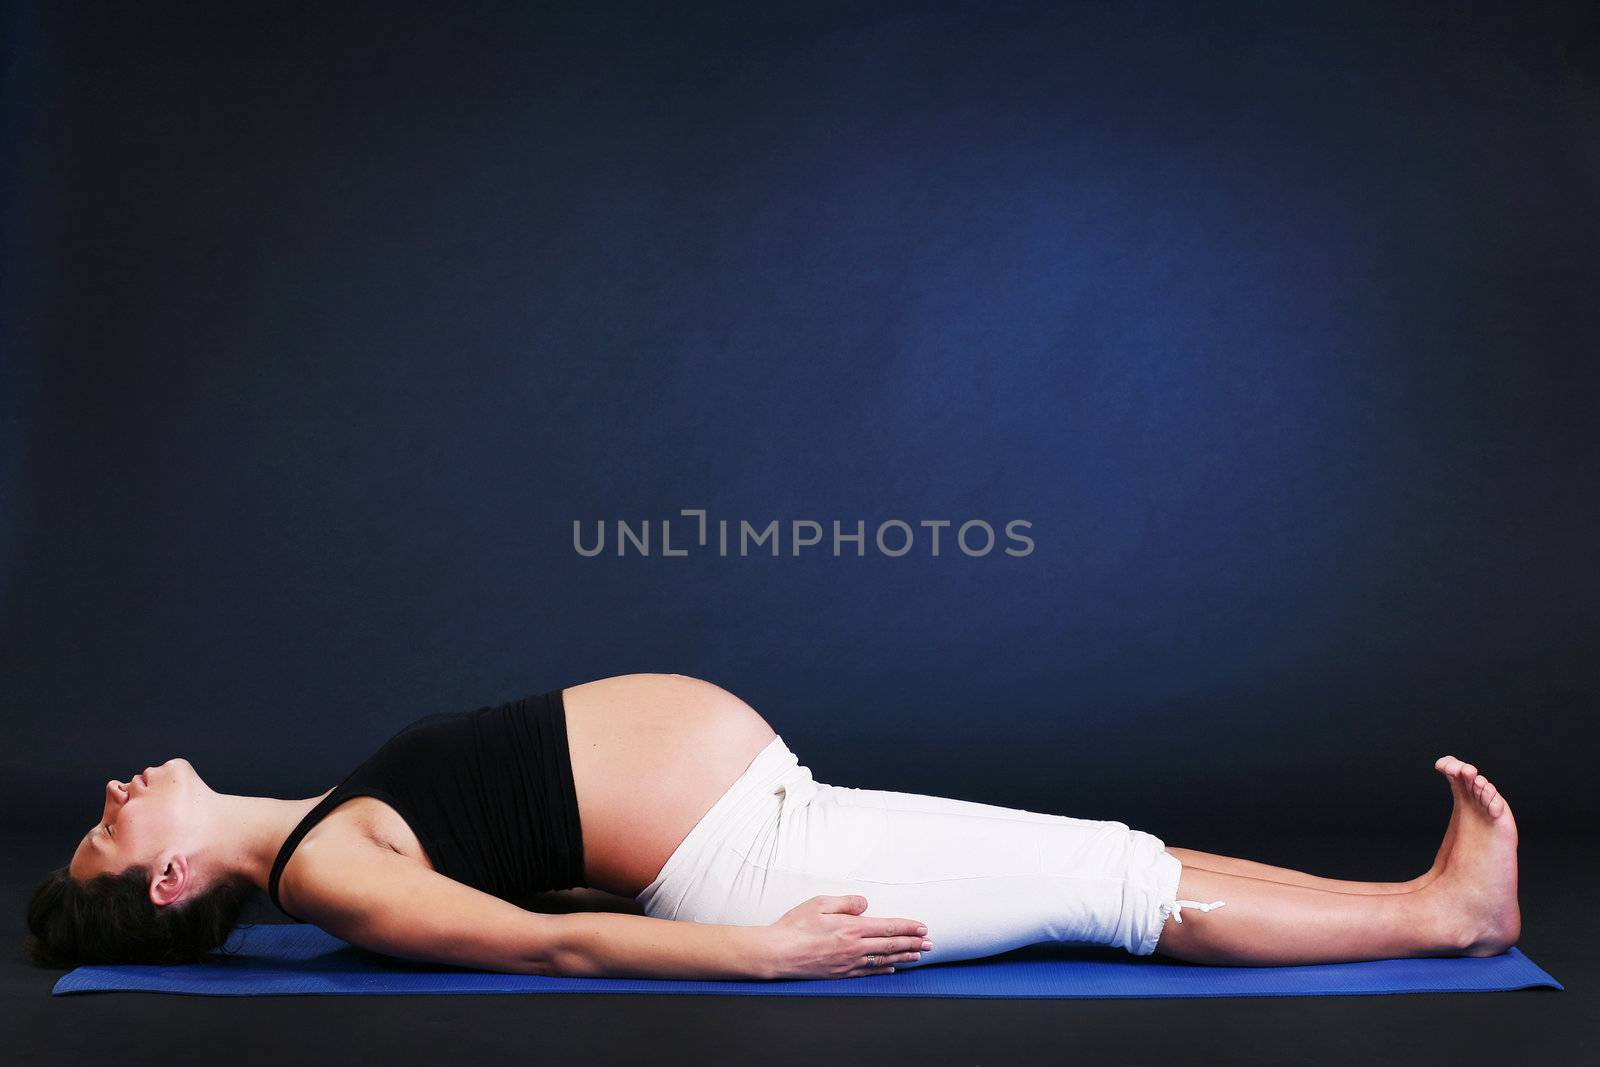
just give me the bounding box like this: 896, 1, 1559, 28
815, 894, 869, 914
848, 962, 897, 978
864, 917, 929, 938
855, 943, 924, 972
867, 935, 932, 955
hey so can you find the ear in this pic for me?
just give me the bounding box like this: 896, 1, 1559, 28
149, 851, 191, 908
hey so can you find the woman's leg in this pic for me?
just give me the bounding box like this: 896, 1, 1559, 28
658, 747, 1517, 968
1154, 756, 1520, 964
1152, 865, 1454, 965
699, 779, 1195, 964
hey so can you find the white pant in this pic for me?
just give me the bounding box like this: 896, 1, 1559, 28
635, 736, 1189, 965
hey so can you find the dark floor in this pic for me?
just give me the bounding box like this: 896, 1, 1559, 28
2, 832, 1592, 1067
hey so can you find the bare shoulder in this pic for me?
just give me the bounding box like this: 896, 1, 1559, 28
282, 837, 562, 974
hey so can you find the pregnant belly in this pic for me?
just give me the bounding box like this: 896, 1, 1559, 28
561, 673, 778, 897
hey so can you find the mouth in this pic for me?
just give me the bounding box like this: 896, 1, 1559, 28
137, 771, 149, 789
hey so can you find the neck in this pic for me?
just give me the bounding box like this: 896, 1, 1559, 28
203, 790, 331, 891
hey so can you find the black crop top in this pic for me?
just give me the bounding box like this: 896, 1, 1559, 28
268, 689, 586, 921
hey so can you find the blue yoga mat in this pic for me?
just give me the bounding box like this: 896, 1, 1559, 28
53, 924, 1563, 998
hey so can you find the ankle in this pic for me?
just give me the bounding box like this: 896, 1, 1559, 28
1414, 884, 1478, 954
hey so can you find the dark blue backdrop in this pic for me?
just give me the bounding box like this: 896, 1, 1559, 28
4, 1, 1597, 858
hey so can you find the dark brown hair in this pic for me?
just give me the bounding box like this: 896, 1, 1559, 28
24, 865, 253, 968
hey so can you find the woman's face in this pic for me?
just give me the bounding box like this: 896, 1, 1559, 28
68, 758, 202, 882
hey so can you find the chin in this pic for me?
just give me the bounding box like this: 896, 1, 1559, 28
163, 757, 203, 788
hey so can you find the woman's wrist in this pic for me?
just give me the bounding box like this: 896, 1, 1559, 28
743, 923, 786, 980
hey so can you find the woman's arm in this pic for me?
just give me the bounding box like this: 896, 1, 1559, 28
286, 841, 570, 973
285, 842, 925, 979
544, 910, 779, 979
288, 841, 769, 977
550, 893, 930, 980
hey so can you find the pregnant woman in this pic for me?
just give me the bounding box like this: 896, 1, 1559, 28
27, 673, 1521, 977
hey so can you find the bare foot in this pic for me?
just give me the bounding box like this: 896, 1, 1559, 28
1420, 755, 1521, 955
1409, 756, 1471, 890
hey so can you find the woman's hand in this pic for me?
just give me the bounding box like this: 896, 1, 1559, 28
762, 895, 932, 979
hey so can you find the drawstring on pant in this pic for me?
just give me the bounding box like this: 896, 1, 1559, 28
1158, 898, 1227, 924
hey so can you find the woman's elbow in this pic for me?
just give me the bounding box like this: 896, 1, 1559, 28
532, 913, 592, 977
